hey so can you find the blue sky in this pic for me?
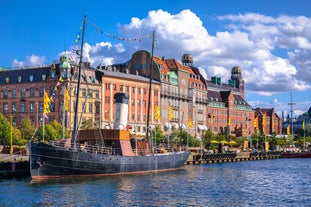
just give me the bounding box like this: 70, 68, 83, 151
1, 0, 311, 117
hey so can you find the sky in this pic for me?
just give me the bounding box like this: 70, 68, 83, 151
1, 0, 311, 118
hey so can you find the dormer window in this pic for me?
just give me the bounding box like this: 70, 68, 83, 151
5, 77, 9, 83
51, 71, 55, 78
89, 76, 95, 83
29, 75, 34, 82
42, 75, 46, 81
18, 76, 22, 83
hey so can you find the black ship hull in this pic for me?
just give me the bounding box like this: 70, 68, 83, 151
29, 141, 190, 180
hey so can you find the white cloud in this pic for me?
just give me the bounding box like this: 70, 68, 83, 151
12, 55, 46, 69
62, 10, 311, 94
53, 9, 311, 114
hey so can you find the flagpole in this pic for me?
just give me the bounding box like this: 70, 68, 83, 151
62, 86, 65, 139
43, 113, 45, 142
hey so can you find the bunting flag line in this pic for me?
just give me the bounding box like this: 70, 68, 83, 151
87, 18, 153, 42
43, 76, 68, 115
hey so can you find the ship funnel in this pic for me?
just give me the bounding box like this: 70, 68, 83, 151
113, 92, 129, 129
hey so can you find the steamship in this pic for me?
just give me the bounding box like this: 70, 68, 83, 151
28, 17, 190, 181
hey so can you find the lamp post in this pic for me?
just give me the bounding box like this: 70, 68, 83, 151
10, 115, 13, 155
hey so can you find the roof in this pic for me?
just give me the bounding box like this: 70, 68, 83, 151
0, 67, 51, 84
97, 68, 160, 84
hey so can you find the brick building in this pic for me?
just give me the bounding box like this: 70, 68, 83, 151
0, 50, 279, 138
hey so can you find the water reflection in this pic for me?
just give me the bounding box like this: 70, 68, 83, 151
1, 159, 311, 206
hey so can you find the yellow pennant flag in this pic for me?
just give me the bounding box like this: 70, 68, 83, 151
168, 106, 173, 121
188, 117, 193, 129
64, 88, 70, 111
44, 90, 51, 114
155, 105, 161, 121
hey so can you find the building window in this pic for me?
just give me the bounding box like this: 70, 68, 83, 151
113, 84, 116, 91
3, 90, 8, 99
30, 102, 35, 112
96, 105, 100, 114
51, 71, 55, 78
88, 89, 93, 98
105, 83, 109, 90
125, 86, 129, 93
39, 88, 44, 97
82, 88, 86, 97
12, 103, 17, 113
120, 85, 123, 91
95, 90, 99, 99
131, 99, 134, 106
105, 96, 110, 104
131, 113, 135, 121
137, 100, 141, 107
143, 100, 146, 108
29, 75, 34, 82
12, 90, 17, 98
89, 76, 95, 83
5, 77, 9, 83
89, 102, 93, 113
20, 102, 26, 113
137, 113, 141, 121
12, 117, 17, 126
30, 88, 35, 97
18, 76, 22, 82
3, 103, 8, 114
39, 102, 43, 113
21, 89, 26, 98
132, 87, 135, 94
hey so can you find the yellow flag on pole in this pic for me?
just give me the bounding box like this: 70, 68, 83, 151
188, 118, 193, 129
155, 105, 161, 121
64, 88, 70, 111
168, 106, 173, 121
44, 90, 50, 114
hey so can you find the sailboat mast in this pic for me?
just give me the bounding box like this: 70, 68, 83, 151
146, 31, 155, 140
72, 15, 86, 145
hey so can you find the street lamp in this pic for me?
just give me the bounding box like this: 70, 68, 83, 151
164, 122, 171, 150
10, 115, 13, 155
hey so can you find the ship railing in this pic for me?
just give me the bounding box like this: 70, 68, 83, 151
51, 141, 114, 155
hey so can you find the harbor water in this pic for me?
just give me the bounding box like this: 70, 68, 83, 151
1, 158, 310, 206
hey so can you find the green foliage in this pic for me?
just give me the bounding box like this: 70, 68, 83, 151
35, 120, 68, 142
81, 119, 94, 129
19, 117, 36, 141
150, 125, 165, 144
0, 113, 11, 145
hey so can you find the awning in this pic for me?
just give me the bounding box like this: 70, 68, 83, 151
173, 124, 179, 129
164, 122, 172, 130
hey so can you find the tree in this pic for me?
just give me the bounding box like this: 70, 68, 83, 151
19, 117, 36, 142
36, 120, 65, 142
150, 125, 165, 145
81, 119, 94, 129
0, 113, 11, 145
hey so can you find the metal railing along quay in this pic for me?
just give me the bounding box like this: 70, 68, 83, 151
186, 151, 282, 165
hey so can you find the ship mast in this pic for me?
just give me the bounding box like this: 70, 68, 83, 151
146, 31, 155, 140
72, 15, 86, 146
